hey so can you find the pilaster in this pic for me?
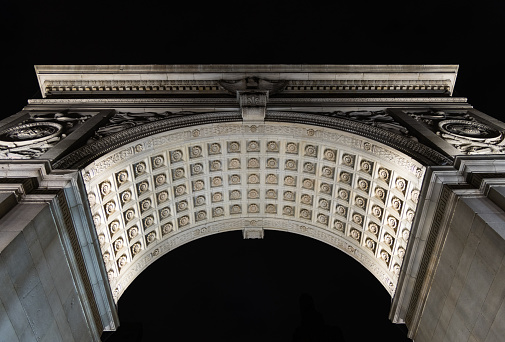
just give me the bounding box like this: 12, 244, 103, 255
391, 156, 505, 341
0, 161, 118, 340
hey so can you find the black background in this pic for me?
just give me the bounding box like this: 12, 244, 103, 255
2, 1, 505, 120
2, 1, 504, 341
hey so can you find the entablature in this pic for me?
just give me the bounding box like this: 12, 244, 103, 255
35, 64, 460, 98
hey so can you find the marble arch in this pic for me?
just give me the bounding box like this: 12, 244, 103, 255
82, 118, 427, 301
2, 65, 505, 342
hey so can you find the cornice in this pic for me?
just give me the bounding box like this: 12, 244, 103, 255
27, 97, 470, 106
35, 64, 459, 98
268, 97, 469, 104
34, 64, 459, 74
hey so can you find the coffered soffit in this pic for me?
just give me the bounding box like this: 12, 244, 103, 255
82, 121, 425, 301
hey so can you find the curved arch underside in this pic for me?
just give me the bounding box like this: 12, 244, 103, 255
82, 121, 425, 301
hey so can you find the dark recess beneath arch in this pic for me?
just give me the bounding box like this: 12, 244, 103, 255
103, 230, 412, 342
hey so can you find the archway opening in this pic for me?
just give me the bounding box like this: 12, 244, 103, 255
102, 230, 412, 341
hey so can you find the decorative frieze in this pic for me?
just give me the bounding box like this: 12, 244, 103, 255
43, 79, 224, 96
54, 109, 453, 170
40, 78, 452, 98
266, 111, 452, 166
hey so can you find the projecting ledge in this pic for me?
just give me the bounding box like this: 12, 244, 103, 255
34, 64, 459, 74
34, 64, 460, 97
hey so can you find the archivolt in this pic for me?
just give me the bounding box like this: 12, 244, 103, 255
82, 120, 425, 301
55, 110, 450, 170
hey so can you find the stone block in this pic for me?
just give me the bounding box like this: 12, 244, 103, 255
20, 223, 38, 249
470, 215, 486, 239
0, 231, 20, 252
433, 254, 456, 296
3, 235, 40, 299
415, 324, 433, 342
439, 227, 465, 274
472, 312, 493, 341
193, 72, 226, 81
418, 200, 438, 242
45, 287, 63, 319
467, 334, 478, 342
477, 225, 505, 273
419, 282, 446, 339
31, 207, 58, 251
444, 312, 471, 342
63, 188, 80, 209
41, 321, 63, 342
17, 328, 38, 342
481, 263, 505, 321
485, 299, 505, 342
454, 255, 494, 331
485, 330, 504, 342
52, 296, 75, 342
0, 203, 46, 234
0, 259, 33, 340
0, 192, 17, 216
408, 238, 428, 276
447, 272, 465, 309
450, 199, 476, 241
62, 293, 93, 341
20, 281, 55, 341
44, 237, 74, 304
486, 219, 505, 241
456, 232, 480, 280
432, 289, 456, 340
428, 181, 444, 204
80, 246, 98, 285
28, 238, 55, 295
0, 300, 20, 342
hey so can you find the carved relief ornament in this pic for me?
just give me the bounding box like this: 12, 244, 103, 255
56, 110, 448, 171
0, 111, 94, 159
408, 110, 505, 155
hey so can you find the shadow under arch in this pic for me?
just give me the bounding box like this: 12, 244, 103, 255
104, 230, 412, 341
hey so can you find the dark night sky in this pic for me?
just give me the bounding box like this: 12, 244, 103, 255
2, 1, 504, 341
2, 1, 505, 120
